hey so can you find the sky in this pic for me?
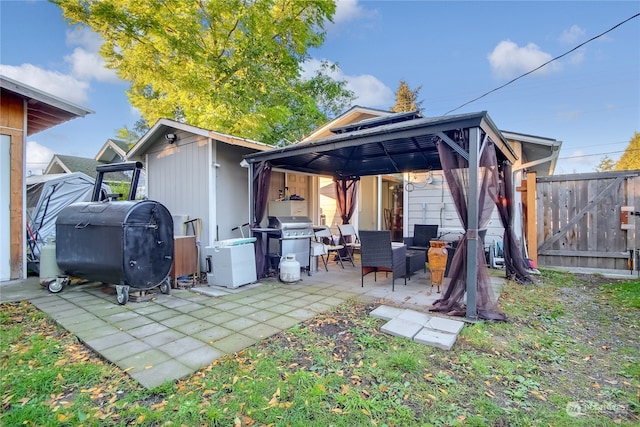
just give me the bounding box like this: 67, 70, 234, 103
1, 0, 639, 175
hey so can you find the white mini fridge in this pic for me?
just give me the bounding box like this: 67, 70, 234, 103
205, 239, 257, 288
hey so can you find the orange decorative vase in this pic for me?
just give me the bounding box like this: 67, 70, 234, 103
428, 240, 448, 293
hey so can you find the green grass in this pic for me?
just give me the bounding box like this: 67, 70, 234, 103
1, 270, 639, 426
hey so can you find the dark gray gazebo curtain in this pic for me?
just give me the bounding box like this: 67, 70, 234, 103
430, 134, 506, 321
252, 161, 271, 278
335, 177, 359, 224
497, 161, 534, 284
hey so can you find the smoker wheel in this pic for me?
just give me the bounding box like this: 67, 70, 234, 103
116, 285, 129, 305
159, 279, 170, 295
47, 278, 65, 293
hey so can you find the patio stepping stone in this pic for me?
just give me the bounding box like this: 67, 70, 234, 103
373, 305, 465, 351
381, 317, 423, 339
369, 305, 405, 321
413, 328, 458, 350
425, 316, 464, 335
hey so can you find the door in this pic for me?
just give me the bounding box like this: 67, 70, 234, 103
1, 134, 10, 280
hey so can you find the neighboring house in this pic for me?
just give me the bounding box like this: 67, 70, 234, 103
0, 75, 93, 282
45, 154, 108, 178
126, 118, 271, 265
44, 137, 133, 188
95, 138, 129, 164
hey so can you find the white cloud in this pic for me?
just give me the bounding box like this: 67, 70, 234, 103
333, 0, 367, 24
302, 58, 393, 108
488, 40, 560, 79
559, 25, 586, 45
66, 46, 119, 83
64, 27, 120, 83
0, 64, 90, 105
26, 141, 54, 175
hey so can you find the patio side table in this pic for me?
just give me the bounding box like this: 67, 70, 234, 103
405, 249, 426, 280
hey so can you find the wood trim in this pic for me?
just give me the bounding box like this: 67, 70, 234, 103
539, 250, 630, 259
1, 92, 26, 279
526, 171, 537, 264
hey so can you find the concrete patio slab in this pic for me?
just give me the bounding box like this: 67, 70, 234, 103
1, 254, 506, 389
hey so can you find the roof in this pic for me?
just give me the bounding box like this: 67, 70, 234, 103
244, 111, 518, 178
0, 74, 93, 136
95, 138, 129, 163
301, 105, 392, 142
502, 130, 562, 176
44, 154, 129, 181
127, 118, 272, 159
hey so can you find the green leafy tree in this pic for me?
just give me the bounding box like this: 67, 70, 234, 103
54, 0, 354, 145
595, 155, 616, 172
615, 132, 640, 171
116, 118, 150, 148
390, 80, 423, 113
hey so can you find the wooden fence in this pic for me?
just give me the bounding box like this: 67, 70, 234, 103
536, 170, 640, 271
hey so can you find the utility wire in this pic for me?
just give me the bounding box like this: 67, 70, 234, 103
444, 13, 640, 115
559, 147, 640, 160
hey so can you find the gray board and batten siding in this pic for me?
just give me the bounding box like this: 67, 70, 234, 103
536, 170, 640, 271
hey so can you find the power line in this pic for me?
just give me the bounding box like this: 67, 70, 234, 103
443, 13, 640, 116
559, 147, 640, 160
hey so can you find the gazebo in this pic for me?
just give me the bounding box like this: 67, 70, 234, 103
243, 111, 532, 321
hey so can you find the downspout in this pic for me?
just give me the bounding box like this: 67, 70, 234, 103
377, 175, 382, 230
208, 138, 217, 242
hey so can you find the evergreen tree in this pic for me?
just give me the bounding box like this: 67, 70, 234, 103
391, 80, 423, 113
615, 132, 640, 171
595, 155, 616, 172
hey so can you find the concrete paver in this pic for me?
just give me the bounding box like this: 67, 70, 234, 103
0, 258, 505, 388
414, 329, 458, 350
381, 317, 424, 339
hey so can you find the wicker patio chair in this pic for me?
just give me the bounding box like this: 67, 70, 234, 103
313, 227, 345, 270
359, 230, 406, 291
337, 223, 361, 266
403, 224, 438, 261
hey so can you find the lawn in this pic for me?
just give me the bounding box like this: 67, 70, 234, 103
1, 269, 638, 426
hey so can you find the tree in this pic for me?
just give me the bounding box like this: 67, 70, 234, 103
595, 155, 616, 172
54, 0, 354, 145
390, 80, 423, 113
615, 132, 640, 171
116, 118, 150, 147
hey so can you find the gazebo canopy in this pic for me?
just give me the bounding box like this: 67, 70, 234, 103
244, 110, 528, 321
243, 111, 517, 178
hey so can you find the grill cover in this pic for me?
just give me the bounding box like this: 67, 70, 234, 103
56, 200, 174, 289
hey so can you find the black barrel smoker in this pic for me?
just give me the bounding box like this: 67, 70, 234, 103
55, 162, 174, 304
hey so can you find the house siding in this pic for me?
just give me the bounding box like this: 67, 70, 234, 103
405, 171, 505, 247
145, 131, 211, 247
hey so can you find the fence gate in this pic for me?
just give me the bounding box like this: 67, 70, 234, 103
536, 171, 640, 271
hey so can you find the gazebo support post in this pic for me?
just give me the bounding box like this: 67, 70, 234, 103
466, 127, 480, 321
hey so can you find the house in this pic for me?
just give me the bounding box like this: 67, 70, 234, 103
0, 75, 93, 282
276, 108, 561, 254
125, 118, 272, 264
